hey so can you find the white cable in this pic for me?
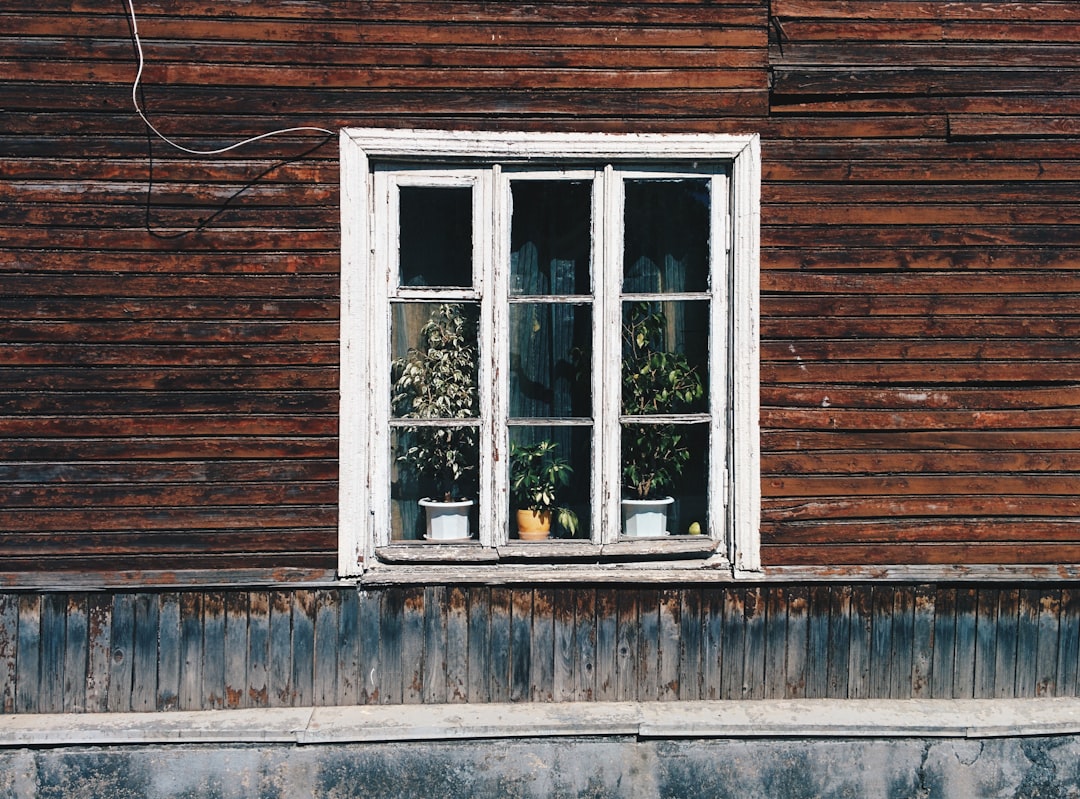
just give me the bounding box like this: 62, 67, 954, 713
126, 0, 334, 156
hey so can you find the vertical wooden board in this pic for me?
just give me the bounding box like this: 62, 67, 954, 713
269, 591, 293, 707
615, 589, 639, 701
400, 586, 425, 704
0, 595, 17, 714
826, 585, 851, 699
16, 596, 41, 713
574, 588, 597, 702
247, 592, 271, 708
973, 588, 1001, 699
702, 588, 725, 700
157, 593, 181, 711
422, 585, 447, 704
313, 589, 339, 706
510, 589, 533, 702
743, 586, 767, 700
931, 587, 957, 699
804, 585, 830, 699
1058, 588, 1080, 696
784, 586, 809, 699
638, 589, 660, 702
762, 586, 788, 700
467, 587, 492, 703
357, 589, 382, 705
63, 595, 89, 713
721, 587, 746, 699
130, 593, 159, 712
869, 586, 894, 699
85, 593, 112, 713
553, 589, 576, 702
678, 589, 702, 701
993, 588, 1020, 698
911, 585, 936, 699
953, 587, 979, 699
224, 592, 249, 710
889, 586, 914, 700
337, 588, 361, 706
1014, 588, 1041, 698
203, 592, 226, 710
178, 593, 204, 710
531, 588, 555, 702
657, 589, 682, 702
39, 593, 66, 713
291, 590, 316, 707
594, 588, 618, 701
846, 585, 872, 699
106, 594, 134, 713
378, 587, 404, 705
1035, 590, 1061, 698
445, 586, 469, 703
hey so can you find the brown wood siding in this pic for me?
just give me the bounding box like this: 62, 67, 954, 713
3, 583, 1078, 713
761, 1, 1080, 567
0, 1, 767, 578
3, 0, 1080, 576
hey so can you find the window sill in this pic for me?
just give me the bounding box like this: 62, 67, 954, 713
375, 535, 718, 564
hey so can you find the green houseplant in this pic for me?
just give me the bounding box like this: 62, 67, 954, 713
620, 302, 705, 536
509, 440, 579, 540
391, 303, 479, 539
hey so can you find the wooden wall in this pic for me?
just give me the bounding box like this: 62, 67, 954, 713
3, 0, 1080, 580
761, 1, 1080, 568
3, 583, 1079, 713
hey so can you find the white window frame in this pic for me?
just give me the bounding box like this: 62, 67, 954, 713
339, 129, 761, 581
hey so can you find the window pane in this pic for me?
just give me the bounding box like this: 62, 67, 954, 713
620, 421, 708, 535
399, 186, 472, 287
391, 302, 479, 419
621, 300, 709, 416
510, 180, 591, 295
510, 303, 592, 418
509, 425, 591, 541
391, 427, 479, 540
623, 179, 710, 294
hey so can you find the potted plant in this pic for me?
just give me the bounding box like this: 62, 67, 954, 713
509, 440, 580, 540
391, 303, 479, 540
620, 302, 705, 536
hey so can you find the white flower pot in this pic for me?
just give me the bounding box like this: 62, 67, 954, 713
419, 498, 474, 540
621, 496, 674, 537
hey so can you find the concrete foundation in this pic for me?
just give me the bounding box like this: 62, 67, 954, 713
4, 701, 1080, 799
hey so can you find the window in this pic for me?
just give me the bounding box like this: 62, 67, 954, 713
340, 129, 760, 580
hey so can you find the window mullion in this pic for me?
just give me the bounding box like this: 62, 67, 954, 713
598, 165, 622, 545
478, 165, 500, 548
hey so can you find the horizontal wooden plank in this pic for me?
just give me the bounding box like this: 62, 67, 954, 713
0, 392, 336, 416
0, 460, 337, 484
763, 519, 1080, 545
764, 450, 1080, 476
771, 42, 1080, 68
764, 495, 1080, 521
771, 19, 1080, 44
0, 437, 336, 461
0, 299, 337, 321
764, 271, 1080, 295
2, 344, 337, 367
762, 429, 1080, 451
0, 506, 337, 533
0, 415, 335, 437
761, 407, 1080, 432
773, 67, 1080, 98
761, 385, 1080, 411
0, 481, 337, 509
771, 2, 1080, 22
763, 543, 1080, 566
0, 530, 335, 556
0, 369, 335, 392
765, 474, 1080, 498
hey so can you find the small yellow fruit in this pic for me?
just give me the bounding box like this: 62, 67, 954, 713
688, 521, 702, 535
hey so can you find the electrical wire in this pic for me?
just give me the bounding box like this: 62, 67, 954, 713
125, 0, 335, 155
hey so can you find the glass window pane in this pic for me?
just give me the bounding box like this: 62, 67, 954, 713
399, 186, 472, 287
510, 180, 591, 295
620, 422, 708, 536
510, 303, 592, 418
391, 427, 478, 540
391, 302, 480, 419
509, 425, 591, 541
623, 179, 710, 294
621, 300, 709, 416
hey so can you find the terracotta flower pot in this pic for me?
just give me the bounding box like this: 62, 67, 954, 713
516, 508, 552, 540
